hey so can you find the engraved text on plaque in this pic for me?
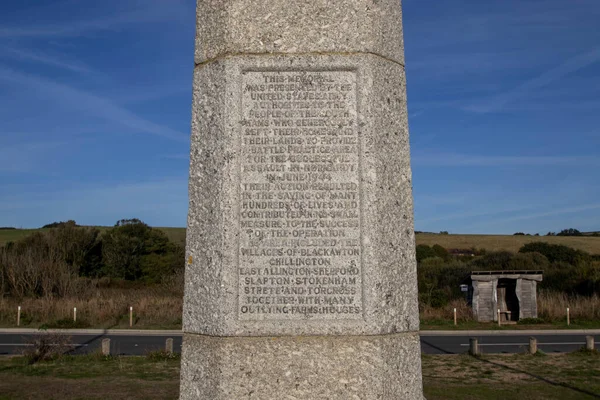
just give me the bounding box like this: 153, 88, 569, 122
238, 70, 362, 320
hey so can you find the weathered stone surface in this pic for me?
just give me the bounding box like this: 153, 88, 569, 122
195, 0, 405, 65
180, 332, 423, 400
183, 54, 418, 337
183, 1, 423, 398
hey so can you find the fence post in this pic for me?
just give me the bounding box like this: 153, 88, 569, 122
469, 338, 479, 356
567, 307, 570, 326
453, 308, 457, 326
102, 338, 111, 356
497, 309, 501, 326
586, 336, 595, 351
74, 307, 77, 322
529, 337, 537, 355
166, 338, 174, 354
129, 306, 133, 328
17, 306, 21, 327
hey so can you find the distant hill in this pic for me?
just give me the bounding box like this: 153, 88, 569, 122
415, 233, 600, 254
2, 227, 599, 254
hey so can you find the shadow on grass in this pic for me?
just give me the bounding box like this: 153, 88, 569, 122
470, 355, 600, 399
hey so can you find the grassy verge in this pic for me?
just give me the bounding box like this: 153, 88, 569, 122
422, 352, 600, 399
0, 354, 180, 400
420, 319, 600, 331
0, 353, 598, 399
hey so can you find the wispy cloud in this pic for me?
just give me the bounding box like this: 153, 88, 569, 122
417, 205, 536, 225
0, 140, 65, 173
0, 65, 188, 142
0, 0, 190, 39
1, 46, 91, 73
459, 203, 600, 233
498, 203, 600, 223
464, 47, 600, 113
412, 152, 600, 167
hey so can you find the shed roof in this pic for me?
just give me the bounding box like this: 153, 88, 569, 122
471, 270, 543, 275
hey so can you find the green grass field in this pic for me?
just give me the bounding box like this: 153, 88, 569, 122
0, 352, 598, 399
2, 227, 599, 253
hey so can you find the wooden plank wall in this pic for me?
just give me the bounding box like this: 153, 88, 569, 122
474, 280, 495, 322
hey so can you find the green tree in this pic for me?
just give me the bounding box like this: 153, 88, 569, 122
101, 220, 184, 282
557, 228, 582, 236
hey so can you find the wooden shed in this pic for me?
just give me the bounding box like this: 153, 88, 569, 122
470, 270, 543, 323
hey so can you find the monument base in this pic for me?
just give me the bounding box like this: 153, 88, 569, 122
180, 332, 424, 400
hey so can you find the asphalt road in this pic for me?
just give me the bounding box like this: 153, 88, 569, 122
0, 329, 597, 356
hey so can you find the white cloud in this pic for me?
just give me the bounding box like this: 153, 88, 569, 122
412, 152, 600, 167
1, 46, 92, 74
463, 47, 600, 113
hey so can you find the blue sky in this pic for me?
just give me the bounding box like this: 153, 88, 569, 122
0, 0, 599, 234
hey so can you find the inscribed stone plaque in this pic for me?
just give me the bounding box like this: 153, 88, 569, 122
238, 70, 363, 320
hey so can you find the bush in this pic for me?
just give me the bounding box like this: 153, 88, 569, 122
432, 244, 450, 261
507, 252, 549, 270
519, 242, 591, 266
416, 245, 437, 263
23, 332, 73, 364
471, 251, 514, 270
41, 220, 79, 229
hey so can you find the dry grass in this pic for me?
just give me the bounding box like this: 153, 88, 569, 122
538, 291, 600, 322
0, 286, 183, 329
419, 292, 600, 328
4, 228, 600, 253
133, 231, 600, 253
420, 298, 475, 323
416, 233, 600, 254
3, 290, 599, 329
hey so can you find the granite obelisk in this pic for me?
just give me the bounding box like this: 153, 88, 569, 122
181, 1, 424, 398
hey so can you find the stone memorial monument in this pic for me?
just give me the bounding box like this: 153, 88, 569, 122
180, 0, 424, 398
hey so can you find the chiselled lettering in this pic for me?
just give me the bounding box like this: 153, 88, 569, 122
239, 70, 362, 320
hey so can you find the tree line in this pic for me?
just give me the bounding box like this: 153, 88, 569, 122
0, 219, 184, 299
